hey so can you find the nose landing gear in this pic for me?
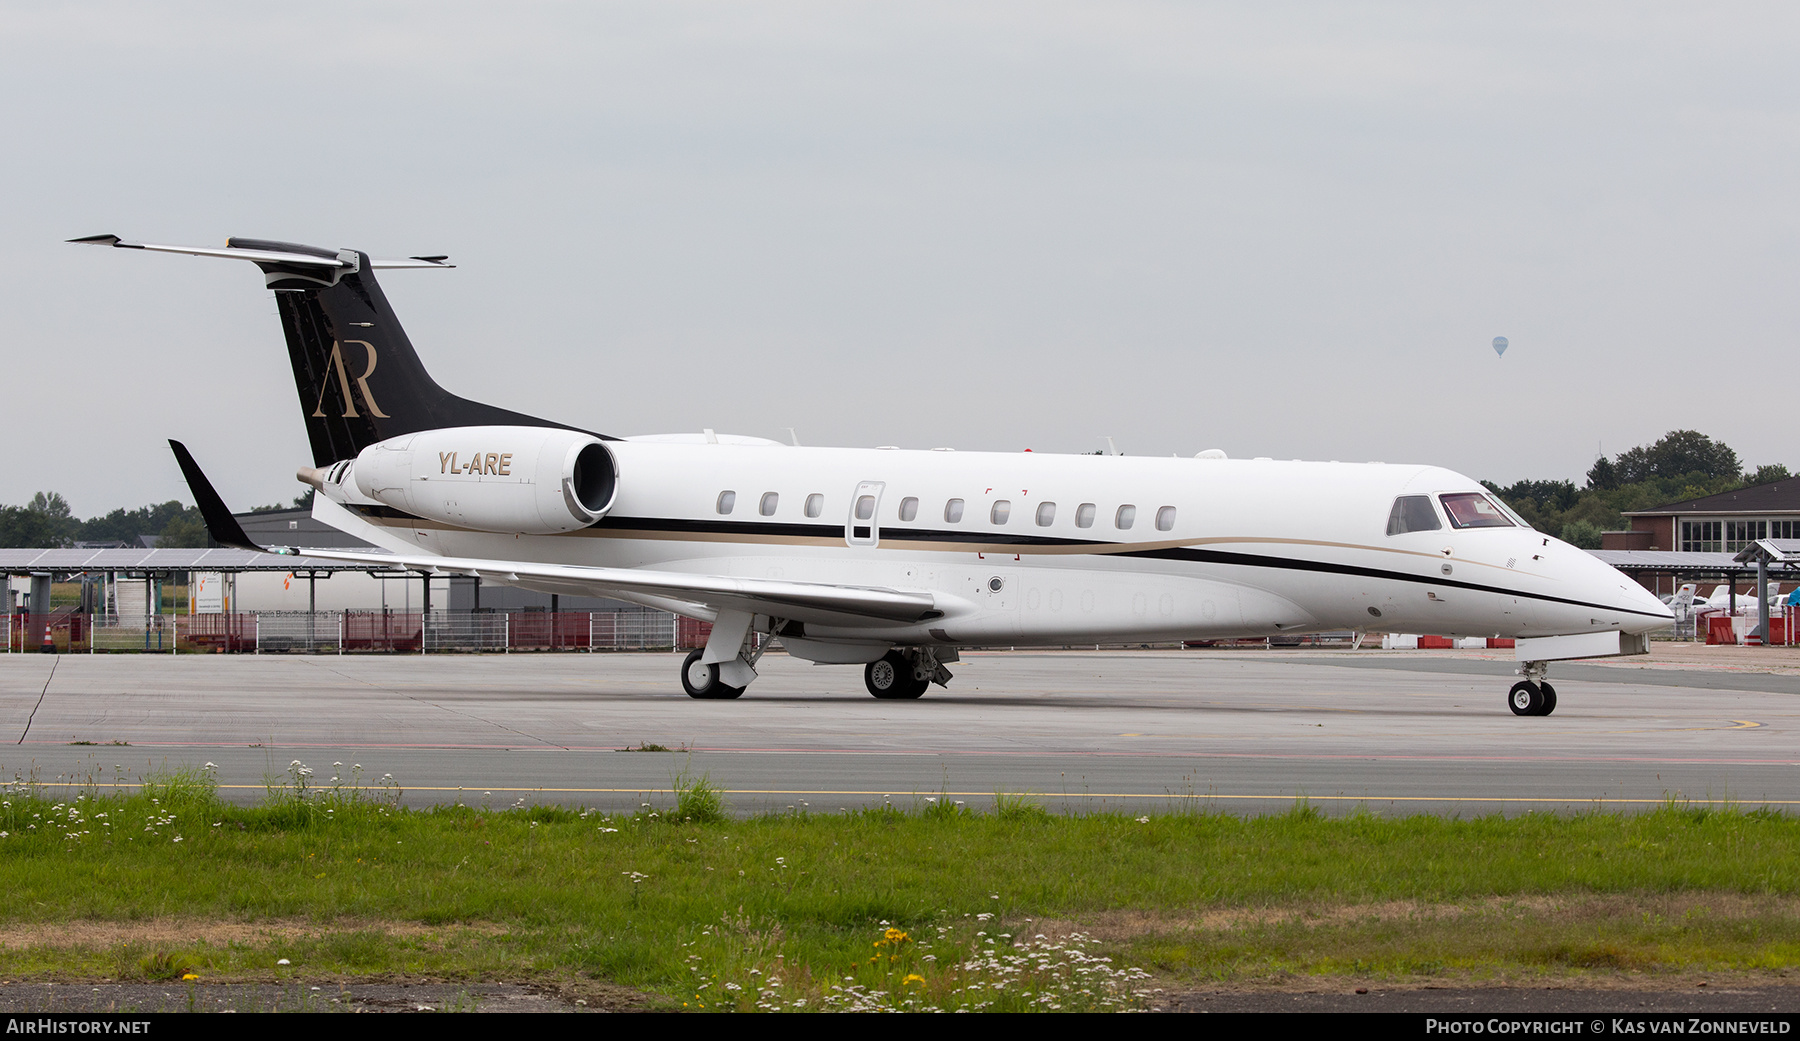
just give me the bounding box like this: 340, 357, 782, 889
1508, 661, 1557, 716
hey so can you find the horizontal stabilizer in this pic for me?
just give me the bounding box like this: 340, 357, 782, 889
68, 234, 452, 269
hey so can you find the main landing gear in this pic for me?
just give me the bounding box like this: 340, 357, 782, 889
1508, 660, 1557, 716
863, 648, 957, 700
682, 648, 746, 700
865, 651, 927, 700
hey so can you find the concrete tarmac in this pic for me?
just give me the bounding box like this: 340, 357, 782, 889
2, 647, 1797, 815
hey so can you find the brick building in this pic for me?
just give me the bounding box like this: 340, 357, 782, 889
1605, 479, 1800, 553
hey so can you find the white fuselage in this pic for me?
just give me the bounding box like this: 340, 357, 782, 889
323, 441, 1672, 650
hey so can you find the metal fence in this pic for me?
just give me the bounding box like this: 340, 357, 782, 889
3, 610, 706, 654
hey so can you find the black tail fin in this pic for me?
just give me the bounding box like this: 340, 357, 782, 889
226, 237, 593, 467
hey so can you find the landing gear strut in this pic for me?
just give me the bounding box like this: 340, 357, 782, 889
1508, 660, 1557, 716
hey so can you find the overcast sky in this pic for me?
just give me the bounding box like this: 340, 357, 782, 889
3, 3, 1796, 515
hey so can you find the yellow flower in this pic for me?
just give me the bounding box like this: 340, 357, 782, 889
903, 974, 925, 986
181, 973, 199, 981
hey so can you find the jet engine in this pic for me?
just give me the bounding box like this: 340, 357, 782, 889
343, 425, 618, 534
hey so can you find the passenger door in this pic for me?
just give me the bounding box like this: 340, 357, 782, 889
846, 481, 885, 547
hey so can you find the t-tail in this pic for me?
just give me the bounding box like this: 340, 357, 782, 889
70, 234, 600, 466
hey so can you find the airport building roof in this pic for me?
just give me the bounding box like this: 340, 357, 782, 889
1623, 480, 1800, 517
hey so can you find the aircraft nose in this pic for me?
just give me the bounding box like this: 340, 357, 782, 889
1595, 564, 1673, 631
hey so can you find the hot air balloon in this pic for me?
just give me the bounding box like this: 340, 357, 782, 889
1492, 336, 1508, 358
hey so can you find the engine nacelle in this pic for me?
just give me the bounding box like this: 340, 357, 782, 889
349, 426, 618, 534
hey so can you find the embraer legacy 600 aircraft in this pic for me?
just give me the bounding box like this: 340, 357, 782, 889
74, 234, 1671, 715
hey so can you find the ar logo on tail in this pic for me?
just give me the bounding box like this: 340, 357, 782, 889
311, 339, 389, 419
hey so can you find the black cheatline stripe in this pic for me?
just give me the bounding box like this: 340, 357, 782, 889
349, 506, 1661, 621
1124, 547, 1668, 620
588, 515, 837, 539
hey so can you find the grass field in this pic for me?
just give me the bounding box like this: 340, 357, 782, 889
1, 764, 1796, 1011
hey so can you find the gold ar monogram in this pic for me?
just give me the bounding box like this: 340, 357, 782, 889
310, 340, 389, 419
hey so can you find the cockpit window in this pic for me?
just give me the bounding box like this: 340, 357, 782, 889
1439, 492, 1514, 529
1490, 496, 1534, 530
1386, 495, 1441, 535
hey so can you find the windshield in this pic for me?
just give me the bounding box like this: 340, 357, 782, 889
1439, 492, 1514, 529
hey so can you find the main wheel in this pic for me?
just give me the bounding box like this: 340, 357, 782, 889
865, 651, 927, 700
1508, 680, 1544, 716
1538, 682, 1557, 716
681, 648, 745, 700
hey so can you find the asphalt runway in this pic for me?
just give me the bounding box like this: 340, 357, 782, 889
2, 648, 1797, 815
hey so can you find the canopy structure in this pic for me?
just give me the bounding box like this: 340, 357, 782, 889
1730, 539, 1800, 643
0, 547, 402, 576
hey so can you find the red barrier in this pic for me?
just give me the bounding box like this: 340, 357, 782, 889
343, 611, 422, 652
507, 611, 591, 650
1706, 615, 1736, 645
181, 613, 256, 653
677, 617, 713, 650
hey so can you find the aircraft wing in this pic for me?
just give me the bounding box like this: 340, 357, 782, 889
169, 439, 940, 627
266, 546, 943, 627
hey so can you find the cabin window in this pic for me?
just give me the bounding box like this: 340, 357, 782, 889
1076, 503, 1096, 528
855, 495, 876, 521
716, 491, 736, 515
945, 498, 965, 523
1438, 492, 1513, 530
991, 500, 1012, 524
805, 493, 824, 518
1386, 495, 1441, 535
1036, 502, 1056, 526
759, 492, 779, 517
1156, 506, 1176, 531
1115, 505, 1136, 529
899, 497, 919, 522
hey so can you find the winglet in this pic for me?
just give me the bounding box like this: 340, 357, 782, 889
167, 440, 267, 552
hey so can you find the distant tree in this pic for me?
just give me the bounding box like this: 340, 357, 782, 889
29, 492, 72, 521
0, 492, 79, 547
76, 501, 196, 546
158, 513, 208, 548
1585, 456, 1619, 491
1559, 520, 1604, 549
0, 505, 70, 548
1485, 479, 1580, 514
293, 489, 315, 510
1749, 463, 1792, 486
1612, 430, 1739, 484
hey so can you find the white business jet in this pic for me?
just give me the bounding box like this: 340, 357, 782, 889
73, 235, 1672, 715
